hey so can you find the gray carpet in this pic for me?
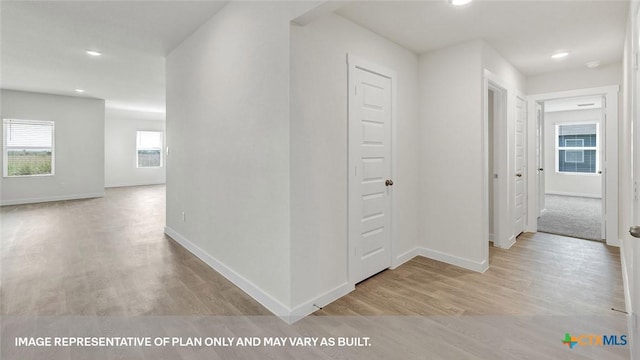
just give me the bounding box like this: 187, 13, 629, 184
537, 194, 603, 241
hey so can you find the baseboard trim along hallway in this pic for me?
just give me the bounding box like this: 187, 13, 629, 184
165, 225, 491, 323
164, 226, 353, 323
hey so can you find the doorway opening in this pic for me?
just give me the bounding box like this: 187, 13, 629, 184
535, 95, 605, 242
488, 88, 498, 244
483, 72, 511, 257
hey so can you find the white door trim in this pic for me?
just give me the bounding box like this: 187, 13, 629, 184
483, 70, 511, 253
527, 85, 619, 246
514, 93, 529, 242
536, 102, 546, 217
347, 54, 397, 285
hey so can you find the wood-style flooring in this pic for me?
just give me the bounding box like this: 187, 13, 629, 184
1, 186, 629, 359
1, 185, 626, 318
316, 232, 626, 317
1, 185, 270, 316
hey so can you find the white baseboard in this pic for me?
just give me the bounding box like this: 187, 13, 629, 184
1, 192, 105, 206
105, 181, 166, 188
419, 247, 489, 273
607, 237, 621, 247
391, 246, 489, 273
498, 235, 516, 250
292, 246, 489, 321
164, 226, 291, 320
392, 247, 420, 269
164, 227, 493, 323
164, 226, 354, 324
545, 191, 602, 199
287, 282, 353, 324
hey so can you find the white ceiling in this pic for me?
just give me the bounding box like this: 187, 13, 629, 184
1, 1, 228, 118
1, 0, 629, 119
336, 0, 629, 76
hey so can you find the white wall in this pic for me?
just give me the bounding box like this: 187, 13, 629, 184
527, 62, 623, 95
0, 89, 105, 205
290, 13, 419, 312
526, 62, 623, 156
419, 41, 486, 269
543, 109, 602, 198
105, 109, 165, 188
483, 43, 526, 93
166, 1, 316, 315
417, 40, 526, 269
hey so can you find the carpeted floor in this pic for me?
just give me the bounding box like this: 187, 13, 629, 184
537, 194, 603, 241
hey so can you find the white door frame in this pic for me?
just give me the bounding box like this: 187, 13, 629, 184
514, 93, 529, 241
483, 70, 510, 252
527, 85, 619, 247
347, 54, 398, 285
536, 102, 546, 217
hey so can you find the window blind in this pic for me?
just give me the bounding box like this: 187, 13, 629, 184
5, 119, 54, 149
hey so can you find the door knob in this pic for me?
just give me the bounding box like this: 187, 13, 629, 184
516, 173, 523, 177
385, 179, 394, 186
630, 226, 640, 238
538, 168, 544, 171
598, 170, 603, 174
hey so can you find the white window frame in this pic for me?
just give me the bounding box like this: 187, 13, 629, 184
136, 130, 163, 168
555, 122, 599, 175
3, 118, 55, 178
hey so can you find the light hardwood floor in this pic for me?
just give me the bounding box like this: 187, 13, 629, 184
316, 231, 626, 317
1, 185, 270, 316
1, 185, 626, 318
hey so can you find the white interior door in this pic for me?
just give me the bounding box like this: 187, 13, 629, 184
348, 60, 393, 284
514, 96, 527, 236
536, 102, 545, 216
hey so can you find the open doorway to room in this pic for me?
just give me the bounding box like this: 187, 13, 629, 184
484, 73, 511, 252
535, 95, 605, 242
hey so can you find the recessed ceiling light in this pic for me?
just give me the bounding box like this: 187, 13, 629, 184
85, 50, 102, 56
551, 51, 570, 59
75, 89, 85, 93
586, 61, 601, 69
450, 0, 473, 6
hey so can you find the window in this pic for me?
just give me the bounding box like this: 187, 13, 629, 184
3, 119, 54, 177
136, 131, 162, 168
556, 123, 598, 174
